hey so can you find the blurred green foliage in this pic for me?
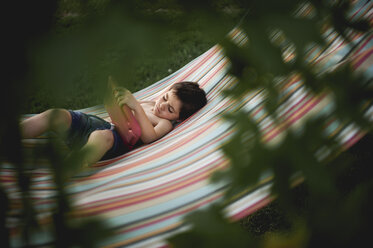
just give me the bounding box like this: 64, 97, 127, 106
1, 0, 372, 247
169, 205, 257, 248
168, 0, 373, 248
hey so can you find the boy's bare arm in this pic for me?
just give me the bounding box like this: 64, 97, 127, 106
115, 88, 172, 143
133, 104, 173, 143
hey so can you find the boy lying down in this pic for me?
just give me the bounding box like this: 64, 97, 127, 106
20, 77, 207, 167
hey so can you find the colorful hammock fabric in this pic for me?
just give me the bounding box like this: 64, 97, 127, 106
1, 1, 373, 247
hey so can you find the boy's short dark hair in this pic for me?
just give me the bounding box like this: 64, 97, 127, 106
170, 81, 207, 120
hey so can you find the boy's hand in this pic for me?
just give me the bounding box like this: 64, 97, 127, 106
114, 87, 138, 110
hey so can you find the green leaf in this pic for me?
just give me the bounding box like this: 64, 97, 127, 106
169, 205, 256, 248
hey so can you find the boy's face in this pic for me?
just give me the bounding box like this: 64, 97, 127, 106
154, 89, 182, 121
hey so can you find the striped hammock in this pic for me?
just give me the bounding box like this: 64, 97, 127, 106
2, 0, 372, 247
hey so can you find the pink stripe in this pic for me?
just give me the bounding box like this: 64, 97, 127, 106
314, 39, 345, 65
350, 1, 369, 19
278, 93, 313, 120
78, 156, 225, 207
124, 193, 223, 233
112, 129, 232, 183
342, 131, 366, 150
77, 163, 227, 216
180, 46, 222, 81
73, 122, 231, 202
230, 196, 274, 221
94, 119, 219, 168
252, 105, 264, 117
353, 48, 373, 69
198, 59, 229, 87
352, 35, 373, 57
265, 96, 324, 142
259, 93, 312, 135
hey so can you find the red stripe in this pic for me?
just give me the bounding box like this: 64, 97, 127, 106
71, 120, 230, 196
90, 119, 220, 172
265, 96, 324, 142
76, 162, 227, 216
352, 35, 373, 57
230, 196, 274, 221
342, 131, 366, 150
259, 92, 311, 134
350, 1, 369, 19
353, 47, 373, 69
77, 156, 225, 207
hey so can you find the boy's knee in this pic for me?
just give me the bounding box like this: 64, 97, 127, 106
90, 130, 114, 150
45, 109, 71, 132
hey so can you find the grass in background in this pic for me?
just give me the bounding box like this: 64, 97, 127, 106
23, 1, 217, 114
24, 29, 214, 114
